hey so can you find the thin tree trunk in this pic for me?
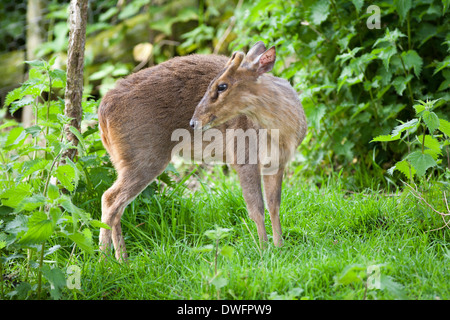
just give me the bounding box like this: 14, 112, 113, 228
24, 0, 44, 128
61, 0, 88, 163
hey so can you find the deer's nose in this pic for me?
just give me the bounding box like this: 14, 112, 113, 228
189, 119, 197, 129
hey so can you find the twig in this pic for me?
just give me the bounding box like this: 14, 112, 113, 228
213, 17, 236, 55
404, 182, 450, 217
241, 218, 262, 257
213, 0, 243, 55
403, 182, 450, 232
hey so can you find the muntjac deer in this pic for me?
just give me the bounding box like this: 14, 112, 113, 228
98, 41, 307, 260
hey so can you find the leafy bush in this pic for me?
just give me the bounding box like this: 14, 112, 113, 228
232, 0, 450, 188
372, 98, 450, 181
0, 59, 110, 299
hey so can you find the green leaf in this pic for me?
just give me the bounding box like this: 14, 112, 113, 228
443, 0, 450, 14
417, 23, 437, 48
19, 211, 54, 245
99, 7, 118, 21
16, 194, 46, 212
69, 126, 86, 152
204, 227, 233, 240
58, 196, 85, 216
413, 103, 426, 115
438, 119, 450, 137
4, 87, 25, 107
416, 135, 442, 155
438, 70, 450, 91
310, 0, 330, 25
68, 230, 94, 255
433, 56, 450, 76
117, 0, 150, 20
401, 50, 423, 77
10, 282, 32, 299
210, 276, 228, 289
373, 28, 406, 47
47, 183, 60, 201
392, 75, 413, 95
49, 69, 67, 88
5, 127, 27, 149
407, 151, 437, 177
394, 0, 412, 24
371, 133, 401, 142
25, 59, 47, 68
334, 264, 366, 286
89, 219, 111, 230
58, 195, 90, 233
391, 119, 419, 137
41, 265, 67, 300
422, 110, 440, 133
24, 125, 42, 138
379, 274, 407, 299
269, 287, 304, 300
21, 159, 50, 179
0, 183, 32, 208
373, 46, 397, 71
304, 103, 326, 132
219, 245, 234, 258
5, 214, 28, 237
192, 244, 214, 253
389, 159, 416, 179
9, 96, 35, 115
351, 0, 364, 13
55, 164, 76, 192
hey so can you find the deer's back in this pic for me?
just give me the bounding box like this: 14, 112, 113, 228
99, 54, 228, 132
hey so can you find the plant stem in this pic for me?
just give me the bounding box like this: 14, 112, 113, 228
422, 125, 426, 154
363, 279, 368, 300
214, 238, 219, 276
0, 255, 4, 300
0, 151, 9, 182
406, 133, 413, 185
446, 144, 450, 170
398, 54, 414, 106
45, 72, 52, 161
330, 0, 341, 29
37, 241, 45, 300
198, 0, 204, 26
407, 12, 412, 50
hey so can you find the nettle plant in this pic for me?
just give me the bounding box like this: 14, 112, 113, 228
0, 58, 107, 299
371, 98, 450, 230
372, 99, 450, 182
193, 226, 234, 298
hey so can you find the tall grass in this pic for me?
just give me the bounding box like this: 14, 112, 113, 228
41, 165, 449, 300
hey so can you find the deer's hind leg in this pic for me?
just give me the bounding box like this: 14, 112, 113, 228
99, 157, 170, 261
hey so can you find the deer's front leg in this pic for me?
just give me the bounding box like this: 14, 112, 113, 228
234, 164, 268, 247
263, 167, 284, 247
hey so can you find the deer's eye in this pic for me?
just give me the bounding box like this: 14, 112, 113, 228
217, 83, 228, 93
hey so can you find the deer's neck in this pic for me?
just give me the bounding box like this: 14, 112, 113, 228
242, 76, 306, 160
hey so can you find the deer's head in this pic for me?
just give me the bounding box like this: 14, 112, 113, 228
190, 41, 276, 130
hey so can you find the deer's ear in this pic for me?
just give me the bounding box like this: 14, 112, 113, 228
245, 41, 267, 63
243, 46, 276, 76
255, 46, 276, 75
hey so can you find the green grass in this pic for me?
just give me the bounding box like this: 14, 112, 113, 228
4, 166, 450, 300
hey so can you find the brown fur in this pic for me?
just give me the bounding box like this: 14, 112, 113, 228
98, 42, 307, 260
